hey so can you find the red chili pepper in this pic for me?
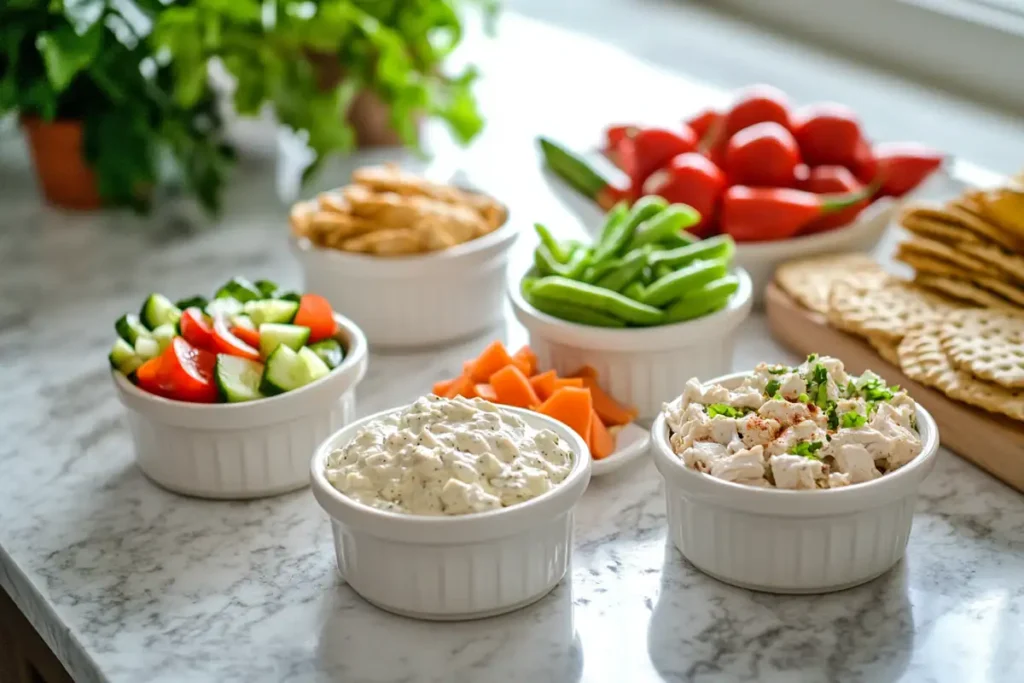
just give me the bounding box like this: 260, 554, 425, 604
179, 307, 215, 351
799, 166, 869, 234
627, 127, 697, 194
872, 142, 944, 197
685, 108, 721, 142
721, 184, 873, 242
723, 84, 792, 140
596, 184, 634, 211
791, 103, 863, 167
724, 122, 801, 187
604, 124, 637, 151
643, 152, 725, 236
851, 139, 877, 186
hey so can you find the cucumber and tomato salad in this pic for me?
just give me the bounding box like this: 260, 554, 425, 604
109, 277, 345, 404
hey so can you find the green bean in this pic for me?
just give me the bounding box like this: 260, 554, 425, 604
595, 245, 652, 292
526, 293, 627, 328
622, 281, 646, 301
640, 258, 729, 308
641, 266, 656, 285
534, 223, 569, 263
535, 244, 590, 279
663, 275, 739, 323
560, 246, 592, 279
627, 204, 700, 251
530, 276, 665, 326
649, 234, 735, 270
582, 257, 622, 284
533, 245, 560, 276
598, 202, 630, 244
593, 196, 667, 264
654, 264, 673, 279
658, 230, 698, 249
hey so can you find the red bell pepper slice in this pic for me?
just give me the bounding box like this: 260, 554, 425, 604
212, 314, 260, 361
179, 307, 215, 351
159, 337, 218, 403
231, 325, 261, 349
293, 294, 337, 343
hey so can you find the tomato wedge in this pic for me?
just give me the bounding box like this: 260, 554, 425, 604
180, 307, 215, 351
231, 325, 260, 349
159, 337, 218, 403
135, 356, 172, 398
212, 314, 260, 361
293, 294, 337, 343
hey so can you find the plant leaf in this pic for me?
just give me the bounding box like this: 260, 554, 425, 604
36, 22, 102, 93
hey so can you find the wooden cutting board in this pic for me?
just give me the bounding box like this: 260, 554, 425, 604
764, 281, 1024, 494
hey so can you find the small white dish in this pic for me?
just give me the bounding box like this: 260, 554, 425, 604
112, 313, 368, 500
591, 422, 651, 476
651, 371, 941, 594
310, 403, 592, 621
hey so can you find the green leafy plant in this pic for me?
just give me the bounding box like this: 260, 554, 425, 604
153, 0, 495, 181
0, 0, 235, 213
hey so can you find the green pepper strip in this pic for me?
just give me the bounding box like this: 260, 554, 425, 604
592, 196, 667, 265
649, 234, 736, 270
534, 223, 569, 263
595, 245, 652, 292
663, 275, 740, 323
530, 276, 665, 326
526, 292, 627, 328
627, 204, 700, 251
640, 258, 730, 308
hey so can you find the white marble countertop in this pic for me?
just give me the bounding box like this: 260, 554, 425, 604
2, 11, 1024, 683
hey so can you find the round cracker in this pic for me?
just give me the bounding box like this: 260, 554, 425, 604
900, 237, 1003, 277
914, 274, 1017, 311
775, 254, 888, 315
827, 279, 958, 344
972, 275, 1024, 308
960, 242, 1024, 284
898, 321, 1024, 421
939, 308, 1024, 389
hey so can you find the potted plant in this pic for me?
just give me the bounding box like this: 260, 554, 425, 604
153, 0, 496, 180
0, 1, 234, 212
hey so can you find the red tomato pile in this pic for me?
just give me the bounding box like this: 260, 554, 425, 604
603, 84, 944, 242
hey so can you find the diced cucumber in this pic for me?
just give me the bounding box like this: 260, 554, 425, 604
151, 324, 177, 353
258, 323, 310, 359
244, 299, 299, 325
309, 339, 344, 369
215, 276, 262, 303
231, 314, 256, 331
140, 294, 182, 329
260, 345, 306, 395
175, 295, 208, 310
115, 314, 151, 345
205, 297, 244, 319
298, 347, 330, 383
254, 279, 279, 298
215, 355, 265, 403
135, 336, 161, 360
109, 338, 144, 376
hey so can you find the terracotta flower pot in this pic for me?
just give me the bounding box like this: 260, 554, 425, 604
22, 118, 102, 210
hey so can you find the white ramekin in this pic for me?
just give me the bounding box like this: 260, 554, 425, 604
112, 314, 368, 500
734, 198, 898, 308
651, 371, 941, 594
291, 208, 518, 348
509, 267, 754, 423
309, 404, 592, 621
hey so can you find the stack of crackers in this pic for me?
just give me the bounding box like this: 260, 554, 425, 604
895, 180, 1024, 311
776, 253, 1024, 423
290, 165, 507, 256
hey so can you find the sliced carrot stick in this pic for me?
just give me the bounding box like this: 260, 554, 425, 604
443, 374, 477, 399
588, 410, 616, 460
433, 377, 457, 396
469, 340, 514, 382
511, 345, 538, 377
490, 365, 541, 408
570, 364, 599, 380
475, 383, 498, 402
579, 376, 637, 426
553, 377, 584, 390
529, 370, 558, 401
538, 386, 593, 441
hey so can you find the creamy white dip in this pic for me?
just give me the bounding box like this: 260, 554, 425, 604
325, 395, 574, 515
664, 355, 922, 490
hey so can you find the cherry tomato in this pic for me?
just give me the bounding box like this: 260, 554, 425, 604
799, 166, 869, 234
179, 307, 215, 351
643, 152, 726, 236
791, 103, 864, 167
723, 84, 792, 139
724, 122, 801, 187
293, 294, 338, 343
212, 315, 261, 360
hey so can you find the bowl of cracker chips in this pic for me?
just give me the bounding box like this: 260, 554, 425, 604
290, 165, 516, 348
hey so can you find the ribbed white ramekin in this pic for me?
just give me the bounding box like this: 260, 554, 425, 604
509, 268, 753, 422
112, 314, 368, 499
651, 371, 940, 594
310, 404, 592, 620
291, 206, 518, 348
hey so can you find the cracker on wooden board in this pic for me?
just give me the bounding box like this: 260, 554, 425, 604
960, 242, 1024, 284
893, 248, 962, 278
867, 334, 901, 366
898, 322, 1024, 422
826, 279, 957, 345
900, 236, 1003, 277
914, 274, 1018, 311
774, 253, 888, 315
902, 201, 1024, 253
939, 308, 1024, 389
974, 275, 1024, 307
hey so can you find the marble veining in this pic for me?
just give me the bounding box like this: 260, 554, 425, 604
3, 12, 1024, 683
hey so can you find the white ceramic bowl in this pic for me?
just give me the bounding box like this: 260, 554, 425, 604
112, 314, 368, 500
309, 404, 592, 621
651, 371, 941, 594
291, 205, 518, 348
509, 268, 754, 423
735, 198, 898, 308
